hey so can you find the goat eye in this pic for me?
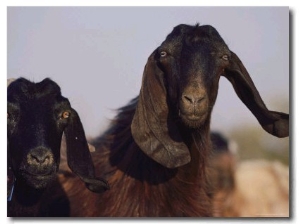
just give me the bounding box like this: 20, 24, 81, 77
61, 111, 70, 119
160, 51, 167, 57
222, 54, 229, 61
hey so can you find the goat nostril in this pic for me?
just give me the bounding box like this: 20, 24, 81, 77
31, 155, 46, 163
28, 152, 52, 165
183, 95, 205, 104
196, 97, 205, 104
183, 95, 193, 103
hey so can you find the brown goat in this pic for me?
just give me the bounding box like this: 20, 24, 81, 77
61, 24, 289, 217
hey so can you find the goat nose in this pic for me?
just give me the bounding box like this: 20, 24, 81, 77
28, 148, 53, 166
182, 94, 205, 105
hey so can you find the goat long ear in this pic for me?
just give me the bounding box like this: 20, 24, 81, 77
64, 108, 109, 193
131, 51, 191, 168
223, 51, 289, 138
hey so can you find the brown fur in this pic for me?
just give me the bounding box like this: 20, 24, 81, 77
62, 100, 212, 216
59, 24, 289, 217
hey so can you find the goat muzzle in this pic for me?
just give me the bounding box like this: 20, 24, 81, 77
179, 89, 209, 128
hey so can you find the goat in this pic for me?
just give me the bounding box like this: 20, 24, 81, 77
62, 23, 289, 217
7, 78, 109, 217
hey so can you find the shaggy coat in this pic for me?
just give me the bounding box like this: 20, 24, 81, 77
62, 24, 289, 217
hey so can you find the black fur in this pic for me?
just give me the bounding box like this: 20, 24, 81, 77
7, 78, 109, 217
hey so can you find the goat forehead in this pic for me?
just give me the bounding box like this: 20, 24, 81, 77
187, 25, 225, 43
8, 92, 70, 110
179, 48, 216, 77
21, 100, 54, 116
163, 24, 228, 53
8, 90, 60, 103
187, 24, 225, 43
7, 78, 63, 102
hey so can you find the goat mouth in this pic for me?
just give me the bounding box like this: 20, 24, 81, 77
24, 171, 54, 177
179, 111, 208, 128
20, 166, 57, 180
22, 170, 56, 180
20, 171, 56, 189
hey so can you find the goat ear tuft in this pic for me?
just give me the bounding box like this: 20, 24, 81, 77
131, 51, 191, 168
64, 109, 109, 192
223, 51, 289, 138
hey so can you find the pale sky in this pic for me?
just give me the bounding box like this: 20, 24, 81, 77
7, 7, 289, 139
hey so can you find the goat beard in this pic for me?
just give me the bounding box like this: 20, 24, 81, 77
16, 166, 58, 190
178, 109, 210, 129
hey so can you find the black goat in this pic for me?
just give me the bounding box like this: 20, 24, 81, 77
62, 24, 289, 217
7, 78, 109, 217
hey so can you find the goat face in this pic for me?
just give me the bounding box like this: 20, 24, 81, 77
157, 24, 230, 128
131, 24, 289, 169
7, 78, 109, 192
8, 79, 72, 189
